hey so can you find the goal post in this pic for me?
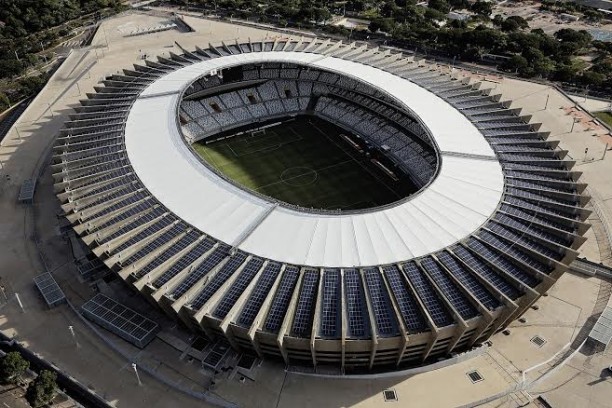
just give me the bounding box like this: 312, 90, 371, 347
251, 128, 266, 137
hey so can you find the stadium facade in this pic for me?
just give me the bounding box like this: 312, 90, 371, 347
53, 38, 589, 372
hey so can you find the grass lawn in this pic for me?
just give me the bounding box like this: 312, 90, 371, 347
192, 116, 406, 211
594, 111, 612, 128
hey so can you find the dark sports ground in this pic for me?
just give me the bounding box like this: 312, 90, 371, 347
192, 116, 408, 211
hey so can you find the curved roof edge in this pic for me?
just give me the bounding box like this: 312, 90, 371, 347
125, 52, 504, 267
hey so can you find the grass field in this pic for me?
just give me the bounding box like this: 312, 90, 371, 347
192, 116, 405, 210
594, 111, 612, 128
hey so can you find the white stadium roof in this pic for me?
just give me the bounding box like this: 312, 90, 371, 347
125, 52, 504, 267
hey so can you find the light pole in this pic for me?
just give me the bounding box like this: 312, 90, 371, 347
571, 118, 577, 133
544, 93, 549, 110
131, 363, 142, 386
68, 325, 79, 347
14, 293, 24, 313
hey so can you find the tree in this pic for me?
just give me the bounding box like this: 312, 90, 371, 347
25, 370, 57, 408
0, 93, 9, 112
552, 64, 579, 82
501, 16, 528, 32
580, 71, 606, 87
0, 352, 29, 384
369, 18, 394, 34
425, 7, 447, 22
584, 9, 604, 23
0, 58, 24, 79
492, 14, 504, 27
313, 7, 331, 24
471, 1, 492, 17
554, 28, 592, 51
499, 54, 528, 73
448, 0, 470, 10
428, 0, 451, 14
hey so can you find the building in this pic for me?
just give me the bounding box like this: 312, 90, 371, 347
53, 38, 588, 373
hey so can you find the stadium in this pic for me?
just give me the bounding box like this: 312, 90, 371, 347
52, 38, 589, 372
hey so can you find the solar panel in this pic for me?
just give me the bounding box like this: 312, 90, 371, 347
169, 244, 230, 299
419, 257, 478, 320
213, 257, 264, 319
265, 266, 300, 333
320, 269, 340, 338
507, 187, 574, 208
499, 204, 574, 233
479, 230, 552, 274
363, 268, 398, 336
436, 251, 500, 311
33, 273, 66, 307
291, 269, 319, 337
153, 237, 215, 288
382, 265, 427, 333
88, 196, 148, 229
188, 251, 247, 310
486, 223, 563, 261
18, 179, 36, 203
466, 238, 539, 287
503, 194, 569, 216
494, 214, 570, 246
121, 223, 185, 266
452, 246, 521, 300
401, 262, 453, 328
343, 269, 370, 338
237, 262, 282, 327
81, 293, 159, 348
112, 215, 174, 254
98, 206, 165, 244
84, 191, 148, 222
133, 230, 200, 279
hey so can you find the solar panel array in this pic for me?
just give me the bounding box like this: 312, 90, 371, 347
237, 262, 282, 327
291, 270, 320, 337
154, 237, 215, 288
265, 266, 299, 333
187, 250, 246, 309
33, 273, 66, 307
363, 268, 398, 336
436, 252, 500, 311
132, 229, 200, 279
213, 257, 264, 319
343, 269, 369, 338
320, 269, 340, 338
382, 265, 427, 333
402, 262, 453, 328
467, 238, 539, 287
420, 258, 478, 321
18, 179, 36, 203
52, 39, 587, 369
82, 293, 159, 348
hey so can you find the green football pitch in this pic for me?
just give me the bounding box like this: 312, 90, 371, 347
191, 116, 405, 211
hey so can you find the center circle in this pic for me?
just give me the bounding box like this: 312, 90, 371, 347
280, 167, 318, 186
179, 62, 439, 212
